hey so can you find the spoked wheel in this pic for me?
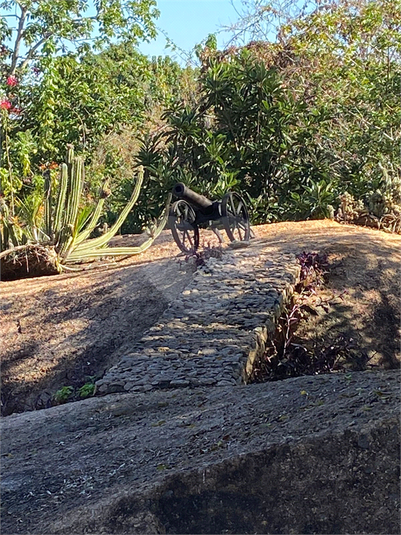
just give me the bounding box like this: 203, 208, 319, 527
222, 192, 251, 242
169, 200, 200, 253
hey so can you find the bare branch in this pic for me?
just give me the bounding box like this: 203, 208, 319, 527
10, 4, 27, 75
17, 35, 52, 73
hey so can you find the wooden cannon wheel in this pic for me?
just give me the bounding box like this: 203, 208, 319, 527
221, 192, 251, 242
169, 200, 200, 253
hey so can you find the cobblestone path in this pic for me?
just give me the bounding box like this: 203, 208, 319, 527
96, 240, 300, 394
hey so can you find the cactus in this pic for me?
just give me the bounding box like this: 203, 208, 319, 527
0, 197, 25, 252
0, 146, 170, 279
54, 147, 170, 266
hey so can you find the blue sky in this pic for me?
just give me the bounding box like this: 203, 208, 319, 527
139, 0, 243, 62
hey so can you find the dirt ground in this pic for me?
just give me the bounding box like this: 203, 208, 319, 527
0, 232, 199, 416
1, 220, 400, 416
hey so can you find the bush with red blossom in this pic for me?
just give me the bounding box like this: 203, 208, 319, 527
0, 99, 12, 110
6, 75, 18, 87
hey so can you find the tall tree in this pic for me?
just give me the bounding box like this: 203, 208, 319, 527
0, 1, 159, 217
0, 0, 159, 75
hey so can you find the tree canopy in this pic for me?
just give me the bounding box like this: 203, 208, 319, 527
0, 0, 159, 75
134, 0, 400, 226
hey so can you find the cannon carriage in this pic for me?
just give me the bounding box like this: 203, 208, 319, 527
169, 182, 251, 253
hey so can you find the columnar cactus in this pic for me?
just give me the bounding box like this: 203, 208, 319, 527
0, 146, 170, 279
56, 147, 170, 267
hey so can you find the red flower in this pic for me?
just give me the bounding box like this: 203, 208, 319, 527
0, 99, 12, 110
6, 75, 18, 87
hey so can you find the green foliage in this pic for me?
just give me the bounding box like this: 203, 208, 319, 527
0, 147, 170, 271
22, 53, 143, 160
78, 381, 96, 399
0, 40, 195, 232
0, 195, 23, 250
0, 2, 185, 231
0, 0, 195, 237
134, 0, 400, 225
135, 52, 312, 222
1, 0, 159, 75
53, 386, 74, 404
290, 181, 336, 220
2, 0, 399, 234
275, 0, 401, 214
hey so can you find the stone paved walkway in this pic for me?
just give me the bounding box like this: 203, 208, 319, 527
96, 240, 300, 394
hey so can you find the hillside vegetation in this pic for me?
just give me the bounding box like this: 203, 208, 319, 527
1, 0, 400, 278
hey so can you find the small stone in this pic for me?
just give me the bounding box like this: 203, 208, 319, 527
170, 380, 190, 387
200, 348, 218, 357
217, 380, 235, 386
198, 378, 217, 386
127, 385, 145, 392
107, 383, 125, 393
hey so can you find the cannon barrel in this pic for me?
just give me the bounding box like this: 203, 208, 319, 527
172, 183, 213, 212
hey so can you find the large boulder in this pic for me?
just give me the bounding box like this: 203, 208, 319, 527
1, 369, 399, 534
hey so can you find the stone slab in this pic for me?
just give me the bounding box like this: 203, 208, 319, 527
1, 370, 399, 534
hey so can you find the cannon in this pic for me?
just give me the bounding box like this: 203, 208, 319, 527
169, 182, 251, 253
